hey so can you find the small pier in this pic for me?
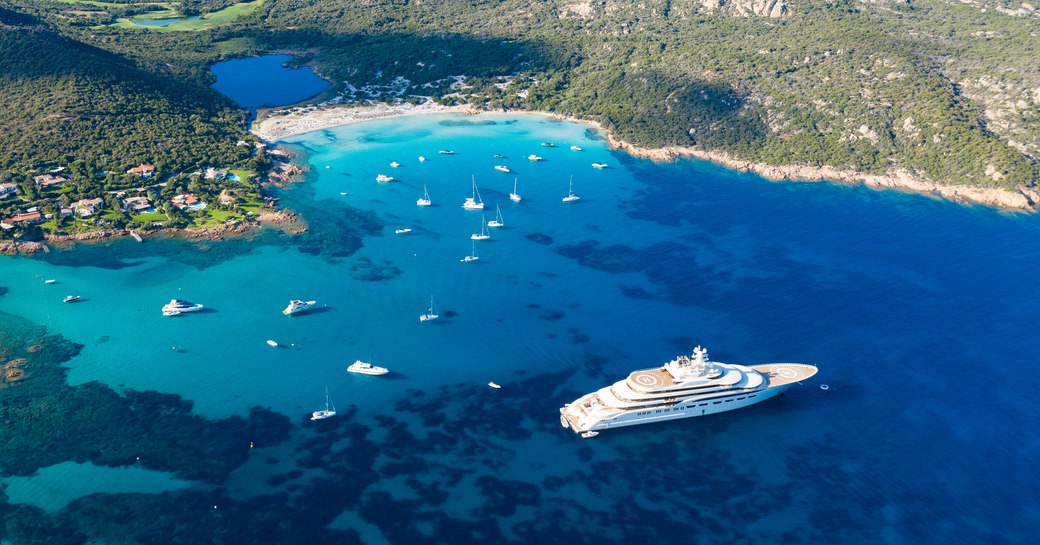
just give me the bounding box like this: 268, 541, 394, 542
129, 230, 142, 242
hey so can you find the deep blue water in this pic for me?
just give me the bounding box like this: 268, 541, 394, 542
1, 113, 1039, 544
210, 54, 330, 110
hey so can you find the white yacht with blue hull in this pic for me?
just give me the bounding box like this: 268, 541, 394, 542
560, 346, 817, 436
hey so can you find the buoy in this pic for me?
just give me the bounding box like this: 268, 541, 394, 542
249, 441, 254, 448
820, 384, 830, 391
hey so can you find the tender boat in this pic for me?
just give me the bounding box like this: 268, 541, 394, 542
311, 389, 337, 420
417, 185, 432, 206
462, 176, 485, 210
471, 215, 490, 241
162, 299, 203, 316
562, 176, 580, 203
395, 228, 412, 235
348, 360, 389, 376
488, 381, 502, 389
461, 241, 479, 262
570, 145, 583, 151
282, 300, 317, 315
419, 295, 440, 322
509, 178, 521, 202
580, 431, 599, 439
494, 165, 511, 173
560, 346, 818, 437
390, 161, 400, 168
527, 154, 542, 161
62, 295, 81, 303
487, 205, 504, 228
592, 163, 608, 169
375, 174, 394, 183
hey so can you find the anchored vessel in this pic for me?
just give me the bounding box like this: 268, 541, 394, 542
311, 389, 336, 420
560, 346, 817, 436
282, 300, 316, 315
162, 299, 203, 316
347, 360, 389, 376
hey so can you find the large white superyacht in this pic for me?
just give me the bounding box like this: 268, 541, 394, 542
560, 346, 817, 437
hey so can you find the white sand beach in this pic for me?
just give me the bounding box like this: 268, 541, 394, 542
251, 102, 474, 141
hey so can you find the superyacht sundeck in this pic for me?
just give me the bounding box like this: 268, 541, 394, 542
282, 300, 317, 315
376, 174, 394, 183
560, 346, 818, 436
311, 389, 336, 421
462, 176, 485, 210
348, 360, 389, 376
162, 299, 203, 316
494, 165, 511, 173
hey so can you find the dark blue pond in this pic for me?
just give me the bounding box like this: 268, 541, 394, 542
210, 54, 330, 110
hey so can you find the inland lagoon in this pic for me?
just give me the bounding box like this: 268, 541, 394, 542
1, 113, 1039, 544
210, 54, 330, 110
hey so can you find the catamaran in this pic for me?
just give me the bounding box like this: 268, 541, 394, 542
461, 241, 479, 262
563, 176, 580, 202
417, 185, 432, 206
471, 215, 491, 240
509, 178, 521, 202
462, 176, 485, 210
419, 295, 440, 322
487, 205, 504, 228
311, 389, 337, 420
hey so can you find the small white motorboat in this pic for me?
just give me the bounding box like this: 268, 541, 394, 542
581, 431, 599, 439
390, 161, 400, 168
44, 279, 57, 284
488, 381, 502, 389
592, 163, 608, 169
494, 165, 511, 173
527, 154, 542, 161
376, 174, 394, 183
348, 360, 389, 376
395, 228, 412, 235
266, 340, 279, 347
63, 295, 81, 303
570, 145, 583, 151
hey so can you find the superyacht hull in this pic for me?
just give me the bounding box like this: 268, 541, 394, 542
560, 355, 817, 435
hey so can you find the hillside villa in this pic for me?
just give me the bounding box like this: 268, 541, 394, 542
33, 174, 67, 188
70, 197, 104, 217
0, 183, 17, 198
126, 164, 155, 178
4, 210, 42, 225
122, 196, 153, 213
172, 194, 206, 211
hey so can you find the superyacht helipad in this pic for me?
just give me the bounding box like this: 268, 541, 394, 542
560, 346, 817, 436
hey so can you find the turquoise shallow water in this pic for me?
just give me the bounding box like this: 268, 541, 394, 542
2, 113, 1039, 543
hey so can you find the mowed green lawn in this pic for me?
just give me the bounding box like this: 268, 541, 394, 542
110, 0, 261, 32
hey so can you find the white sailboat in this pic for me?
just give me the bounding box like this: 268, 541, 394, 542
461, 240, 479, 262
471, 215, 491, 240
487, 205, 504, 228
417, 185, 432, 206
509, 178, 521, 202
462, 176, 485, 210
562, 176, 580, 202
311, 389, 337, 420
419, 295, 440, 322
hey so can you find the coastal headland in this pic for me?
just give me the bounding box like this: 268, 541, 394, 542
253, 102, 1038, 212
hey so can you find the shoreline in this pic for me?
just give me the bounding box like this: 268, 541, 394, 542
0, 210, 306, 256
251, 102, 1038, 212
